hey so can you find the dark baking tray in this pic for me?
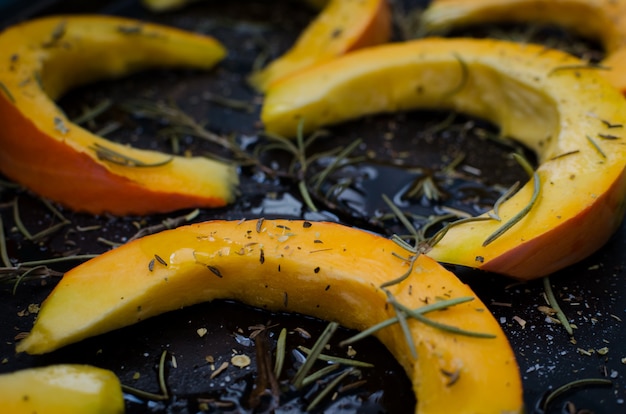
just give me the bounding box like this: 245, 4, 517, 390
0, 1, 624, 413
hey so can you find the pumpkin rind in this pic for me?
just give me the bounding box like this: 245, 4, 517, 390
261, 38, 626, 279
0, 15, 238, 215
0, 365, 124, 414
16, 219, 523, 414
420, 0, 626, 95
248, 0, 392, 92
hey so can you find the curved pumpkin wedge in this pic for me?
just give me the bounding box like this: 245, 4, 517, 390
420, 0, 626, 95
0, 15, 238, 215
248, 0, 392, 92
0, 364, 124, 414
261, 38, 626, 279
16, 219, 523, 414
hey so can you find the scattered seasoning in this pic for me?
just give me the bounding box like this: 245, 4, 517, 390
42, 20, 66, 47
314, 267, 320, 273
148, 258, 155, 272
512, 315, 527, 328
294, 327, 311, 339
207, 265, 222, 278
548, 149, 580, 161
441, 368, 461, 387
53, 116, 69, 134
256, 218, 265, 233
283, 291, 288, 307
303, 221, 312, 228
259, 249, 265, 264
154, 254, 167, 267
0, 82, 15, 103
598, 133, 620, 140
585, 134, 607, 158
231, 354, 251, 368
210, 362, 229, 379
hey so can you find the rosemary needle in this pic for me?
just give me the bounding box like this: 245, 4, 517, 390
539, 378, 612, 413
483, 153, 540, 246
273, 327, 287, 378
340, 297, 477, 347
542, 276, 574, 336
0, 216, 12, 267
292, 321, 339, 389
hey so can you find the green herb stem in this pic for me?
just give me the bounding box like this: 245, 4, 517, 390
542, 276, 574, 336
292, 321, 339, 389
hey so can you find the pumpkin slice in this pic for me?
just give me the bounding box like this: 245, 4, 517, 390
420, 0, 626, 95
0, 364, 124, 414
261, 38, 626, 279
248, 0, 392, 92
16, 219, 523, 414
0, 15, 238, 215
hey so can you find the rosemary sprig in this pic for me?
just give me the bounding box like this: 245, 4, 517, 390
382, 194, 419, 243
483, 153, 540, 246
339, 296, 477, 347
542, 276, 574, 336
12, 198, 70, 242
71, 98, 113, 125
305, 368, 356, 412
390, 296, 496, 339
18, 254, 98, 267
127, 209, 199, 242
120, 349, 171, 401
297, 346, 374, 368
301, 364, 340, 388
90, 143, 173, 168
538, 378, 612, 413
292, 321, 339, 389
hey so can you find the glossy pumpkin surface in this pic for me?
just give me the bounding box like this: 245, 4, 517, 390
261, 38, 626, 279
17, 219, 523, 414
0, 15, 238, 215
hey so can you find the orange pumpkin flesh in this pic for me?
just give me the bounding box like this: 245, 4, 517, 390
0, 365, 124, 414
0, 15, 238, 215
248, 0, 392, 92
261, 38, 626, 279
16, 219, 524, 414
420, 0, 626, 95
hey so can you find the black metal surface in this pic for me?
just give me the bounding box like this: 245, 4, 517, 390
0, 1, 625, 413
